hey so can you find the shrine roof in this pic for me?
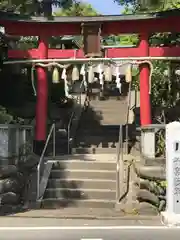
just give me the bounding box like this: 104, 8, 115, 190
0, 9, 180, 23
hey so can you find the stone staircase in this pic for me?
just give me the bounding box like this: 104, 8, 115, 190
45, 94, 86, 156
41, 154, 117, 209
72, 98, 128, 154
41, 97, 130, 210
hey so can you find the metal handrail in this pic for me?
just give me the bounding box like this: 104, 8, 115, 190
116, 124, 124, 203
37, 123, 56, 199
67, 80, 85, 154
67, 110, 76, 154
116, 79, 133, 203
125, 79, 133, 154
67, 94, 81, 154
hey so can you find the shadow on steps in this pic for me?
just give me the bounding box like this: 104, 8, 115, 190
73, 103, 138, 154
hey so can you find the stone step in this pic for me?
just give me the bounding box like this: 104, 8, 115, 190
81, 115, 124, 121
75, 140, 119, 148
74, 143, 118, 149
77, 123, 120, 131
44, 188, 116, 201
80, 125, 121, 131
91, 107, 127, 114
92, 106, 127, 111
91, 99, 127, 105
50, 169, 116, 180
47, 179, 116, 190
75, 129, 124, 137
78, 130, 120, 137
100, 120, 126, 125
51, 160, 116, 171
76, 126, 124, 138
76, 134, 119, 141
41, 198, 115, 209
80, 118, 125, 126
45, 153, 133, 162
76, 132, 119, 139
89, 110, 127, 117
89, 99, 127, 106
81, 118, 124, 124
72, 147, 118, 154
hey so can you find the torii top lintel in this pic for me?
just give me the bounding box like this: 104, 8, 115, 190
1, 9, 180, 36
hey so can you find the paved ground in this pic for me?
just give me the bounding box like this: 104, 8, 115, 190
2, 227, 180, 240
7, 208, 158, 219
0, 218, 179, 240
0, 217, 162, 227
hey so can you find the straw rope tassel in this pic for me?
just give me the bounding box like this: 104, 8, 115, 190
80, 64, 87, 88
52, 67, 60, 83
125, 64, 132, 83
72, 65, 79, 81
88, 65, 94, 83
61, 68, 69, 97
80, 64, 85, 76
104, 64, 112, 82
98, 63, 104, 86
115, 65, 121, 93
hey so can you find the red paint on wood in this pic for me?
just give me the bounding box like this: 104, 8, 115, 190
35, 36, 48, 141
8, 49, 39, 59
8, 46, 180, 59
2, 21, 81, 36
139, 33, 151, 126
106, 48, 140, 58
102, 17, 180, 34
1, 16, 180, 36
47, 49, 84, 59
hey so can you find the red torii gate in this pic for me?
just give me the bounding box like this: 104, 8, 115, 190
1, 9, 180, 148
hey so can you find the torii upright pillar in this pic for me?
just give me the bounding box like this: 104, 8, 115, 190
139, 33, 152, 126
34, 35, 48, 155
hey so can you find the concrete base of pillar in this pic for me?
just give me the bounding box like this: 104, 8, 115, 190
161, 211, 180, 226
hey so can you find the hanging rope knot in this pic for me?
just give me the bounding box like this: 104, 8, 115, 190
80, 64, 88, 89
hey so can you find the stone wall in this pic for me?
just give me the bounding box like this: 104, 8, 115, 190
0, 153, 39, 215
133, 159, 166, 215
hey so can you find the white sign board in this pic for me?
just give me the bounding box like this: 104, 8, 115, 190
166, 121, 180, 214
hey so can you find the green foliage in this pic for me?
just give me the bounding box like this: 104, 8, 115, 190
0, 0, 74, 16
54, 2, 98, 16
18, 36, 38, 50
0, 106, 13, 123
159, 180, 167, 187
112, 1, 180, 157
155, 128, 166, 156
52, 2, 98, 49
150, 61, 169, 107
114, 0, 180, 11
150, 33, 180, 47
